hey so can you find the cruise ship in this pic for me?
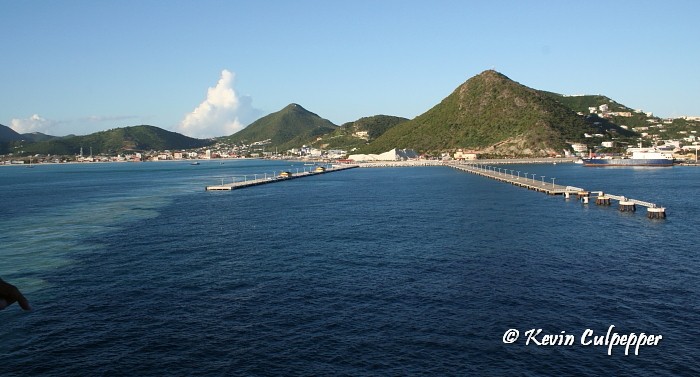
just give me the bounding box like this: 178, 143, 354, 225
582, 146, 674, 167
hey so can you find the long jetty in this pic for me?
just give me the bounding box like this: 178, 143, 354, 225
448, 163, 666, 219
205, 164, 358, 191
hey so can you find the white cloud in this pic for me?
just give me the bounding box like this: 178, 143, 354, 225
177, 69, 261, 138
10, 114, 57, 134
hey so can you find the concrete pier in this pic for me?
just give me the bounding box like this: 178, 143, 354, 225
448, 163, 666, 219
449, 164, 584, 196
205, 164, 358, 191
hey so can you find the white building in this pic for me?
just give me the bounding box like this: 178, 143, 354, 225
327, 149, 347, 159
348, 148, 418, 161
570, 143, 588, 153
454, 149, 478, 160
353, 131, 369, 139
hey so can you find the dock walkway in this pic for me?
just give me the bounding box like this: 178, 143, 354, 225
447, 163, 666, 219
205, 164, 358, 191
449, 163, 581, 195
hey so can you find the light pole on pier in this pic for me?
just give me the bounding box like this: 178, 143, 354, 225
497, 167, 501, 175
541, 176, 545, 185
516, 171, 520, 179
510, 169, 514, 178
531, 173, 536, 182
551, 177, 556, 187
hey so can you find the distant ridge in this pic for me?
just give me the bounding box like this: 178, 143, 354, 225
361, 70, 627, 156
21, 125, 213, 155
309, 115, 408, 150
221, 103, 337, 150
0, 124, 23, 142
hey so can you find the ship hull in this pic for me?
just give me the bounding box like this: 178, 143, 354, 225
582, 158, 673, 167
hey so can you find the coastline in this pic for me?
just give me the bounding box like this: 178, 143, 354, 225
356, 157, 578, 168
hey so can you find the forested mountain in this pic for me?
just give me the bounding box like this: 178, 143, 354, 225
308, 115, 408, 150
21, 125, 213, 155
361, 70, 634, 156
219, 103, 337, 151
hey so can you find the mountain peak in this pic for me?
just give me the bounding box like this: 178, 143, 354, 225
361, 70, 600, 156
223, 103, 336, 149
284, 103, 307, 112
465, 70, 516, 88
477, 69, 509, 78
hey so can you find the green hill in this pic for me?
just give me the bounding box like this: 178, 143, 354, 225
308, 115, 408, 150
0, 124, 23, 142
22, 125, 213, 155
220, 103, 337, 150
361, 70, 634, 157
0, 124, 22, 154
21, 132, 63, 143
539, 93, 626, 113
541, 92, 656, 130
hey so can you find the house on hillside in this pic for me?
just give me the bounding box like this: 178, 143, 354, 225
570, 143, 588, 153
353, 131, 369, 140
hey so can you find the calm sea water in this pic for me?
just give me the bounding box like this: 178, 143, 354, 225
1, 160, 699, 376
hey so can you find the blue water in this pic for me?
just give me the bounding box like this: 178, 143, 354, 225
1, 160, 699, 376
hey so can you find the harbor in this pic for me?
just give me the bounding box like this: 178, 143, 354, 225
204, 159, 667, 218
205, 164, 359, 191
448, 163, 666, 219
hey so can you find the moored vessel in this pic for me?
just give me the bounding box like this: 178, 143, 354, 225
583, 147, 674, 167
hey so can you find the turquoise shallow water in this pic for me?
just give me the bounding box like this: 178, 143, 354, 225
1, 160, 699, 375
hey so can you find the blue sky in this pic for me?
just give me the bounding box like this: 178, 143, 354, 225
2, 0, 699, 138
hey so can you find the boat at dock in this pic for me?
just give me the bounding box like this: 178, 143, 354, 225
582, 147, 674, 167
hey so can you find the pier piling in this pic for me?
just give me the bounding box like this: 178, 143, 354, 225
647, 207, 666, 219
618, 200, 636, 212
595, 194, 611, 206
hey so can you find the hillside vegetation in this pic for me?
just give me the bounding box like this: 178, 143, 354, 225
22, 125, 213, 155
361, 70, 632, 156
220, 104, 337, 151
308, 115, 408, 150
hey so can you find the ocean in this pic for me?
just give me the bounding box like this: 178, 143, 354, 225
1, 160, 699, 376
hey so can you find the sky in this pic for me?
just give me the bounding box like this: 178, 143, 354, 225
2, 0, 699, 138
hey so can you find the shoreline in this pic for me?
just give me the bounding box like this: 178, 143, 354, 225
5, 156, 699, 168
355, 157, 578, 167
